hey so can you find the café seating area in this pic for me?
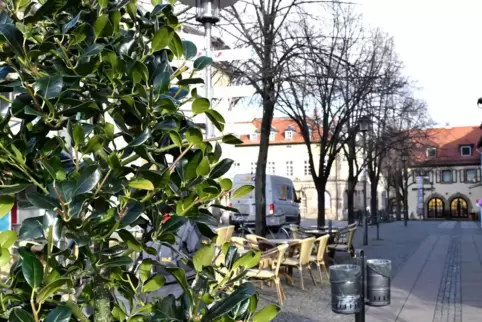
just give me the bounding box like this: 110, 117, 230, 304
214, 223, 358, 305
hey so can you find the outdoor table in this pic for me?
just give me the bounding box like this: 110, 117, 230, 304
258, 239, 300, 251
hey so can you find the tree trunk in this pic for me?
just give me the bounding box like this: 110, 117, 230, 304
395, 172, 402, 220
255, 100, 274, 236
370, 177, 379, 223
347, 134, 356, 224
316, 182, 326, 227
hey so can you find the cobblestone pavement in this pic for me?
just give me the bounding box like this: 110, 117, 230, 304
254, 220, 482, 322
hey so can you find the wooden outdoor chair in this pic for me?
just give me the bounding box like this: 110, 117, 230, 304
246, 244, 289, 305
245, 234, 268, 250
281, 237, 316, 290
309, 235, 330, 282
327, 226, 357, 257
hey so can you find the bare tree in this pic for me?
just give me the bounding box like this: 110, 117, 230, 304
278, 3, 392, 226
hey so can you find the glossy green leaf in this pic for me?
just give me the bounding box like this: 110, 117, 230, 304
143, 274, 166, 293
0, 184, 30, 195
152, 27, 174, 52
231, 185, 254, 199
0, 247, 11, 266
153, 72, 170, 94
169, 131, 182, 147
193, 243, 214, 272
196, 157, 210, 177
79, 44, 104, 59
58, 102, 99, 117
186, 128, 203, 146
182, 40, 197, 59
219, 178, 233, 191
210, 159, 234, 179
0, 24, 24, 57
118, 229, 142, 252
72, 123, 85, 147
10, 308, 34, 322
105, 122, 115, 140
192, 98, 210, 114
248, 294, 258, 314
111, 11, 121, 33
94, 14, 109, 38
76, 165, 102, 194
0, 195, 15, 218
120, 203, 143, 227
62, 13, 80, 33
139, 259, 152, 283
99, 0, 109, 9
222, 134, 244, 145
206, 109, 225, 132
128, 128, 151, 147
166, 267, 190, 293
253, 304, 280, 322
129, 178, 154, 191
83, 136, 103, 154
202, 283, 257, 322
19, 216, 44, 240
169, 33, 183, 58
101, 256, 133, 268
26, 192, 58, 210
0, 230, 16, 249
37, 278, 72, 303
33, 75, 63, 99
232, 250, 260, 270
193, 56, 213, 70
21, 252, 43, 289
131, 61, 149, 84
45, 306, 72, 322
154, 118, 177, 132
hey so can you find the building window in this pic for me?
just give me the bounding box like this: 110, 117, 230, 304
250, 133, 257, 141
465, 169, 478, 183
426, 147, 437, 158
269, 132, 276, 141
285, 131, 293, 140
250, 162, 257, 175
324, 191, 331, 209
268, 161, 276, 175
460, 145, 472, 157
304, 160, 311, 176
441, 170, 453, 183
286, 161, 293, 177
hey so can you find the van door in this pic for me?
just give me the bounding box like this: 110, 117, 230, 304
285, 184, 300, 223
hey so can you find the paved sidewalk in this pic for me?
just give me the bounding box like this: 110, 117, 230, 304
260, 220, 482, 321
365, 221, 482, 322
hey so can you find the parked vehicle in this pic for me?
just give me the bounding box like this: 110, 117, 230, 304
229, 174, 301, 228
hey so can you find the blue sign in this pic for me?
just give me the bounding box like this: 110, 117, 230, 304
0, 213, 10, 232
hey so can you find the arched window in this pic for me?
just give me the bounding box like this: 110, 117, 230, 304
427, 197, 444, 218
450, 197, 468, 218
324, 191, 331, 209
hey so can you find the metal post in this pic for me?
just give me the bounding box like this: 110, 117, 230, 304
403, 160, 408, 226
355, 249, 365, 322
363, 132, 368, 246
204, 21, 214, 139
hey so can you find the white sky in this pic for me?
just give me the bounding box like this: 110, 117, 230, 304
358, 0, 482, 127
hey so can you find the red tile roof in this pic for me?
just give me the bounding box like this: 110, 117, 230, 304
235, 117, 319, 145
411, 126, 481, 167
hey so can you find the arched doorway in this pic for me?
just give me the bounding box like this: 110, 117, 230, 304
427, 197, 444, 218
450, 197, 468, 218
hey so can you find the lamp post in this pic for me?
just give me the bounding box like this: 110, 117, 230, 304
401, 150, 409, 227
359, 116, 370, 246
179, 0, 238, 138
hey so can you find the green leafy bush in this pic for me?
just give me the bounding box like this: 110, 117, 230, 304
0, 1, 279, 321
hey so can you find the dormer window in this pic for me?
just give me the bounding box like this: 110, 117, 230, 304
249, 133, 257, 141
285, 125, 295, 140
426, 147, 437, 158
269, 132, 276, 141
460, 145, 472, 157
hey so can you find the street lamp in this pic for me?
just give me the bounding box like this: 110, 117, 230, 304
359, 116, 370, 246
401, 150, 409, 227
179, 0, 238, 138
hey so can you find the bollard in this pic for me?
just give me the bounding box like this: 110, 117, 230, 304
329, 264, 362, 314
366, 259, 392, 307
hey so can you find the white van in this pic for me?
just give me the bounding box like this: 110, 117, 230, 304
228, 174, 301, 228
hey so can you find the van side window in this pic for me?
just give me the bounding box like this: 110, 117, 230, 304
278, 185, 287, 200
286, 185, 293, 201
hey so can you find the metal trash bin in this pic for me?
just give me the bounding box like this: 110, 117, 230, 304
366, 259, 391, 307
329, 264, 362, 314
